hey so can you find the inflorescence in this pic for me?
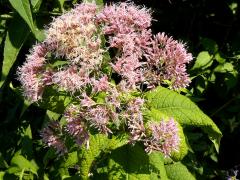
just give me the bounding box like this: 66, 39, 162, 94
17, 2, 191, 157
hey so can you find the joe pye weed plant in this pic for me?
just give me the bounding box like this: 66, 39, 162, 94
15, 1, 222, 179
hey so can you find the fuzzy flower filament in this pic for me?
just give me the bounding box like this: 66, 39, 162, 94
40, 121, 67, 155
16, 2, 190, 157
144, 118, 180, 157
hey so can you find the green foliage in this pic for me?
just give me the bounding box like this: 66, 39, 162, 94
9, 0, 42, 40
9, 155, 38, 177
38, 87, 73, 114
146, 86, 222, 152
102, 144, 167, 180
165, 162, 195, 180
145, 109, 188, 161
191, 51, 212, 70
79, 134, 128, 179
0, 16, 30, 88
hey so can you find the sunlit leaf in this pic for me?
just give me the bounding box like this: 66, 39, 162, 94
79, 134, 128, 179
10, 155, 38, 175
31, 0, 42, 12
0, 16, 30, 88
9, 0, 41, 40
165, 162, 195, 180
191, 51, 212, 70
146, 86, 222, 152
145, 109, 188, 161
106, 144, 168, 179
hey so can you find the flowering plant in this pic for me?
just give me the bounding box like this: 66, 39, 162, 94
17, 2, 222, 179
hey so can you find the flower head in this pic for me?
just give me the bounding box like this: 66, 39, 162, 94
147, 33, 193, 89
17, 43, 48, 102
86, 105, 112, 134
126, 98, 146, 143
40, 121, 67, 155
144, 118, 180, 157
17, 2, 192, 157
64, 105, 89, 146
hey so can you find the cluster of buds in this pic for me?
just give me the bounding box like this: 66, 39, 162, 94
18, 2, 190, 157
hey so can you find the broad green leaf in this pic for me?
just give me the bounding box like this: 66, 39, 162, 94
0, 16, 30, 88
57, 0, 65, 11
44, 174, 50, 180
214, 53, 225, 63
0, 19, 6, 45
0, 153, 8, 169
146, 87, 222, 152
146, 109, 188, 161
44, 110, 61, 121
79, 134, 128, 179
38, 87, 73, 113
165, 162, 195, 180
83, 0, 103, 6
10, 155, 38, 175
64, 151, 78, 168
31, 0, 42, 12
229, 2, 238, 15
107, 144, 168, 180
0, 172, 5, 179
51, 60, 69, 68
20, 125, 33, 159
149, 152, 168, 179
214, 62, 235, 73
95, 0, 104, 6
43, 149, 56, 167
9, 0, 40, 40
7, 166, 21, 174
20, 99, 31, 118
191, 51, 212, 70
200, 38, 218, 54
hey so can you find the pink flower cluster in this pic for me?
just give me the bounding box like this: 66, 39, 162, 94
17, 43, 48, 102
40, 121, 67, 155
18, 2, 189, 156
144, 118, 180, 157
147, 33, 192, 89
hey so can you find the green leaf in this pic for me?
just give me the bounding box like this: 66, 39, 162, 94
57, 0, 65, 11
0, 172, 5, 179
9, 0, 40, 40
38, 86, 73, 113
146, 86, 222, 152
83, 0, 104, 6
200, 38, 218, 54
191, 51, 212, 70
0, 19, 6, 45
20, 125, 33, 159
43, 149, 56, 167
214, 53, 225, 63
214, 62, 234, 73
51, 60, 69, 68
10, 155, 38, 175
64, 151, 78, 168
107, 144, 168, 180
0, 16, 30, 88
31, 0, 42, 12
146, 109, 188, 161
44, 110, 61, 121
20, 99, 31, 118
0, 153, 8, 169
165, 162, 195, 180
95, 0, 104, 6
149, 152, 168, 179
79, 134, 128, 179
